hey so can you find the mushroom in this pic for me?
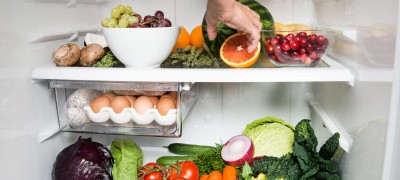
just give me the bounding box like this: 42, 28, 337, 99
52, 43, 81, 66
79, 43, 106, 66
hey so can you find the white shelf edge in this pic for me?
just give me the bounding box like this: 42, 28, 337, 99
27, 25, 101, 43
37, 127, 61, 143
31, 56, 354, 83
308, 94, 353, 152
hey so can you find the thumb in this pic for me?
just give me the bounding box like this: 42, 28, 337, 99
207, 24, 218, 41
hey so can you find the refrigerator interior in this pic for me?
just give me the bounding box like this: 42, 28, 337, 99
0, 0, 399, 179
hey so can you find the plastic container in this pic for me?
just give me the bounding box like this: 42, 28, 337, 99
261, 28, 331, 67
52, 80, 197, 137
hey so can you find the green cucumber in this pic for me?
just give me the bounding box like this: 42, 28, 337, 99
166, 143, 215, 155
156, 155, 195, 166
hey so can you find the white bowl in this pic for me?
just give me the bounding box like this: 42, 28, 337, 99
103, 26, 180, 68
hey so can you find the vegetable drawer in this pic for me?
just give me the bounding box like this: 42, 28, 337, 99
50, 80, 197, 137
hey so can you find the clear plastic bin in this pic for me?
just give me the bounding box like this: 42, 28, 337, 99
51, 80, 197, 137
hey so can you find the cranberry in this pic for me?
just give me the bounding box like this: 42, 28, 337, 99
308, 34, 317, 43
290, 41, 300, 50
299, 37, 308, 47
281, 43, 291, 51
298, 48, 307, 54
265, 45, 274, 54
296, 32, 308, 38
275, 34, 284, 41
280, 38, 290, 44
317, 35, 326, 45
271, 38, 280, 47
306, 44, 314, 53
273, 45, 282, 53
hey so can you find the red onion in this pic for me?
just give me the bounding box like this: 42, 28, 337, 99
221, 135, 255, 166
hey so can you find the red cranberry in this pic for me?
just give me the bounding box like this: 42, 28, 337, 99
290, 41, 300, 50
308, 34, 317, 43
317, 35, 326, 45
265, 45, 274, 54
281, 43, 291, 51
299, 37, 308, 47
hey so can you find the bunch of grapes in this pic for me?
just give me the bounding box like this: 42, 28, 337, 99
101, 5, 171, 28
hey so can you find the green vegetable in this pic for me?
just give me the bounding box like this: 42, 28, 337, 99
241, 162, 253, 180
252, 154, 300, 180
251, 173, 266, 180
249, 119, 341, 180
156, 155, 196, 166
193, 144, 226, 175
110, 138, 143, 180
165, 143, 215, 155
319, 133, 340, 160
202, 0, 275, 57
242, 116, 295, 157
161, 45, 221, 68
92, 50, 124, 67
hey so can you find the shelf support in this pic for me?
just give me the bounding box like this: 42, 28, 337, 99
308, 94, 353, 152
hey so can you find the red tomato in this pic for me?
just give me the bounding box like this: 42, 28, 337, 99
139, 162, 164, 180
144, 171, 163, 180
165, 166, 178, 180
177, 161, 199, 180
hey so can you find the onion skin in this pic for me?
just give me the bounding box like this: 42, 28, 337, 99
221, 135, 255, 166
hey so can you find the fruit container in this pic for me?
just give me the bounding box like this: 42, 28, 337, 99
103, 26, 180, 68
51, 80, 198, 137
261, 28, 332, 67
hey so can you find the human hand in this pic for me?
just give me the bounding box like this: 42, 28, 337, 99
205, 0, 262, 53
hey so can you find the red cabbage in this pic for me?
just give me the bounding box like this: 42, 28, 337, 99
52, 137, 113, 180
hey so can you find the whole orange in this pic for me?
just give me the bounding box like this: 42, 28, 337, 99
190, 25, 204, 48
172, 26, 190, 54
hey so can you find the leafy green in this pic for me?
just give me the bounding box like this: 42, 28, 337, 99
250, 119, 342, 180
110, 138, 143, 180
242, 116, 295, 157
252, 154, 300, 180
192, 143, 226, 175
319, 133, 340, 160
241, 162, 254, 180
92, 50, 124, 67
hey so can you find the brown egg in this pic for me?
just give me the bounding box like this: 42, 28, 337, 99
134, 96, 154, 115
91, 95, 111, 113
124, 96, 136, 107
103, 92, 116, 101
111, 96, 131, 113
157, 96, 177, 116
148, 96, 159, 107
160, 94, 177, 106
168, 91, 178, 100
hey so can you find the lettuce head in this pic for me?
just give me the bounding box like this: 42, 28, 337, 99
243, 116, 295, 158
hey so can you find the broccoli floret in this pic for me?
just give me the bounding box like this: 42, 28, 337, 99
92, 50, 124, 67
319, 133, 340, 160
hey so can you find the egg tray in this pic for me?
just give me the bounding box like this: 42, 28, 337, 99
83, 105, 177, 126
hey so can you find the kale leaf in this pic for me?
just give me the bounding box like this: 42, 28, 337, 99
319, 133, 340, 160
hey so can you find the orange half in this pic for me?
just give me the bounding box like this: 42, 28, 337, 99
220, 33, 261, 68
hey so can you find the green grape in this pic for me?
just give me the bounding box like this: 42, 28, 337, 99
117, 5, 126, 14
118, 18, 129, 28
127, 15, 139, 25
106, 18, 118, 28
111, 8, 122, 19
120, 13, 130, 20
125, 6, 133, 14
101, 18, 108, 27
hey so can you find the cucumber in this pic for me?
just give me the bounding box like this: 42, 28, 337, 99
156, 155, 195, 166
166, 143, 215, 155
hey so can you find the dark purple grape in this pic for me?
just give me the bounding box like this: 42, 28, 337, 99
143, 15, 153, 23
154, 10, 164, 20
159, 18, 171, 27
130, 23, 141, 28
151, 21, 159, 28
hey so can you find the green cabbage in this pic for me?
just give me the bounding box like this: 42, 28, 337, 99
243, 116, 295, 157
110, 138, 143, 180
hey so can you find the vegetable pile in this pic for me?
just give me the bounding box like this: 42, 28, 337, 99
161, 45, 221, 68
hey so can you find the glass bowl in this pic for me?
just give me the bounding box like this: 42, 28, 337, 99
261, 29, 331, 67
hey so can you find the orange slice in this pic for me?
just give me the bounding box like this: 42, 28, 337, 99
220, 33, 261, 68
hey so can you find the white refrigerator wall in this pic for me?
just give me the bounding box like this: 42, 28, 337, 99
0, 0, 398, 180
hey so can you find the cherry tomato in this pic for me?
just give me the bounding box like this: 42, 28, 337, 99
177, 160, 200, 180
144, 171, 163, 180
